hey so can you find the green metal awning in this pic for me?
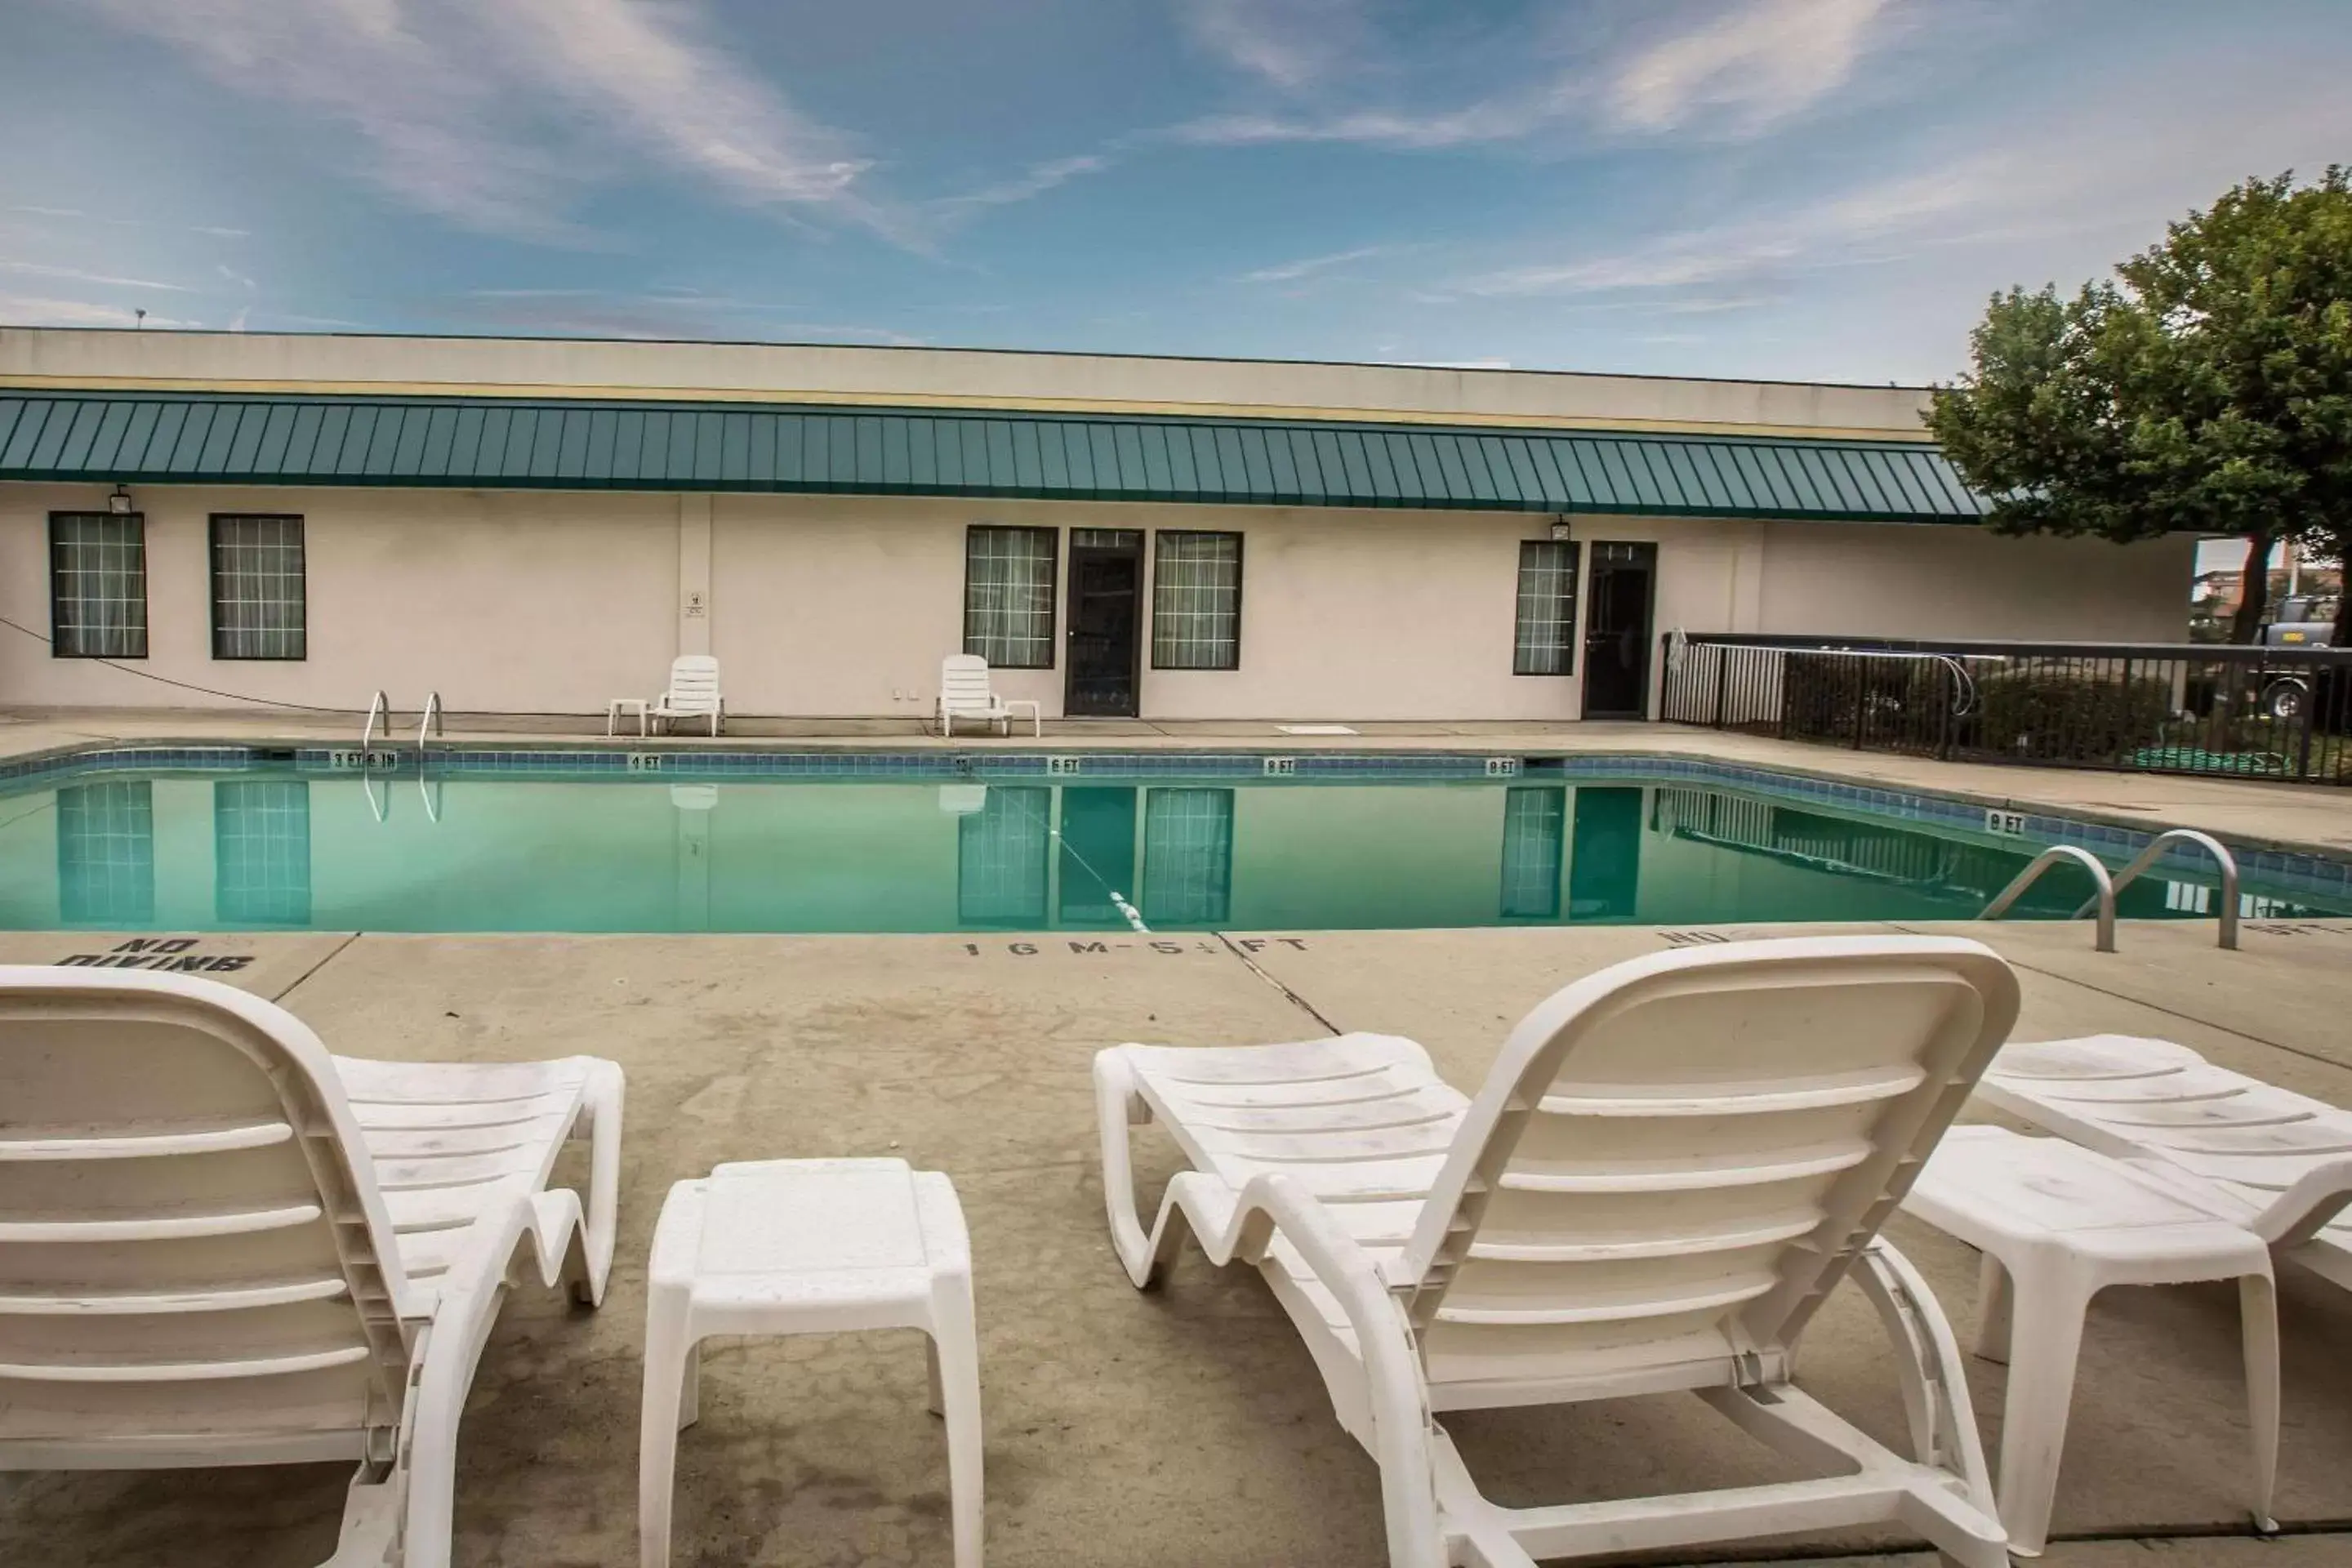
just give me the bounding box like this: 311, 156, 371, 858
0, 391, 1986, 522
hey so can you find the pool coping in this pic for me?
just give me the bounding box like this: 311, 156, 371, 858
7, 735, 2350, 906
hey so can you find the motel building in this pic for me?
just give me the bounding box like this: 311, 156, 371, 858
0, 327, 2192, 728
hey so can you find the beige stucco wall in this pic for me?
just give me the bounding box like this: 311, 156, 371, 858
1754, 522, 2194, 642
0, 483, 679, 714
0, 327, 1935, 439
0, 480, 2189, 721
700, 494, 1585, 720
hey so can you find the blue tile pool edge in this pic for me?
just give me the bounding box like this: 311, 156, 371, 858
1548, 754, 2352, 904
5, 739, 2348, 903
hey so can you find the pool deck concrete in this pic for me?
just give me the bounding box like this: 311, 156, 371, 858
6, 705, 2352, 859
5, 915, 2351, 1568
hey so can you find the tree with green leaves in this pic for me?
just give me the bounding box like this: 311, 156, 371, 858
1928, 167, 2352, 645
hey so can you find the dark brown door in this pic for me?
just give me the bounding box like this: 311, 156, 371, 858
1567, 785, 1642, 918
1064, 529, 1143, 717
1056, 786, 1138, 925
1581, 542, 1657, 718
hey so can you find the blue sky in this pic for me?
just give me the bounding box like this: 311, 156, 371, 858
3, 0, 2349, 384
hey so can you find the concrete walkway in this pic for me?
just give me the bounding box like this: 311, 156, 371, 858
3, 916, 2348, 1567
7, 705, 2352, 858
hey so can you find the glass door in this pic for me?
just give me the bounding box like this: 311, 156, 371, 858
1064, 528, 1144, 716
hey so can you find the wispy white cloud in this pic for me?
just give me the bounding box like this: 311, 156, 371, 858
434, 284, 921, 344
1438, 154, 2001, 301
76, 0, 889, 243
1166, 0, 1906, 152
1437, 63, 2352, 314
1169, 99, 1561, 151
485, 0, 874, 212
1236, 243, 1398, 283
1178, 0, 1370, 89
7, 204, 249, 240
1607, 0, 1891, 136
933, 154, 1111, 215
0, 258, 193, 292
0, 293, 203, 328
1659, 295, 1775, 314
264, 311, 375, 329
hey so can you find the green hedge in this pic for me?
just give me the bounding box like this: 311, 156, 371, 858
1970, 664, 2172, 761
1780, 653, 1956, 747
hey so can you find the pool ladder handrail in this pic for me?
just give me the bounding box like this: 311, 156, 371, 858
361, 690, 445, 750
417, 693, 445, 823
2071, 829, 2239, 951
1981, 845, 2117, 952
361, 690, 391, 751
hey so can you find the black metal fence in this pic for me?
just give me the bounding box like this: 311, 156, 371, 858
1659, 633, 2352, 785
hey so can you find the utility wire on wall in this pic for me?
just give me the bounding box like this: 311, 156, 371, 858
0, 613, 357, 715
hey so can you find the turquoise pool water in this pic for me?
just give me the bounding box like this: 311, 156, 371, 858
0, 763, 2340, 934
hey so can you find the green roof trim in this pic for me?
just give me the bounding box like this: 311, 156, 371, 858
0, 390, 1987, 522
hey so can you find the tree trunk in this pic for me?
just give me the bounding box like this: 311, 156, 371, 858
2230, 528, 2274, 644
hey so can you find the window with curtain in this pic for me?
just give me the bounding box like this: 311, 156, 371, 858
1512, 539, 1579, 675
1140, 787, 1234, 925
215, 780, 313, 925
50, 513, 148, 658
56, 781, 154, 925
956, 786, 1051, 924
1498, 786, 1566, 920
211, 514, 307, 660
1151, 530, 1241, 670
963, 525, 1058, 668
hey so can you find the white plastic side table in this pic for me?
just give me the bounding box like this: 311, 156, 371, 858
639, 1158, 982, 1568
607, 697, 650, 737
1903, 1125, 2278, 1557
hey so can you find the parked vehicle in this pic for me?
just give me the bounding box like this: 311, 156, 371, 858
2257, 663, 2346, 726
2263, 594, 2339, 648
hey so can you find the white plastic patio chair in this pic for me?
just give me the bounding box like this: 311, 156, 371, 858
1977, 1033, 2352, 1288
938, 655, 1040, 738
650, 655, 724, 737
0, 966, 624, 1568
1095, 935, 2021, 1568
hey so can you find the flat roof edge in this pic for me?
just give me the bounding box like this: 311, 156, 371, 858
0, 327, 1939, 443
0, 324, 1940, 394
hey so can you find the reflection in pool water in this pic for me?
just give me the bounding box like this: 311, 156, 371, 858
0, 772, 2338, 935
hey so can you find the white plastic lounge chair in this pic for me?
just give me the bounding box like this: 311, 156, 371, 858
0, 967, 623, 1568
938, 654, 1040, 738
1096, 935, 2020, 1568
1978, 1034, 2352, 1289
650, 655, 724, 737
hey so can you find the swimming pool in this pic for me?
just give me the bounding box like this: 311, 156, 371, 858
9, 747, 2342, 930
0, 750, 2343, 934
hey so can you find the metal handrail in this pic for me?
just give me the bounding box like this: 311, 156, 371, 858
419, 691, 443, 746
361, 690, 390, 751
1982, 845, 2117, 952
2075, 829, 2240, 950
1673, 631, 2352, 664
1737, 643, 1992, 719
